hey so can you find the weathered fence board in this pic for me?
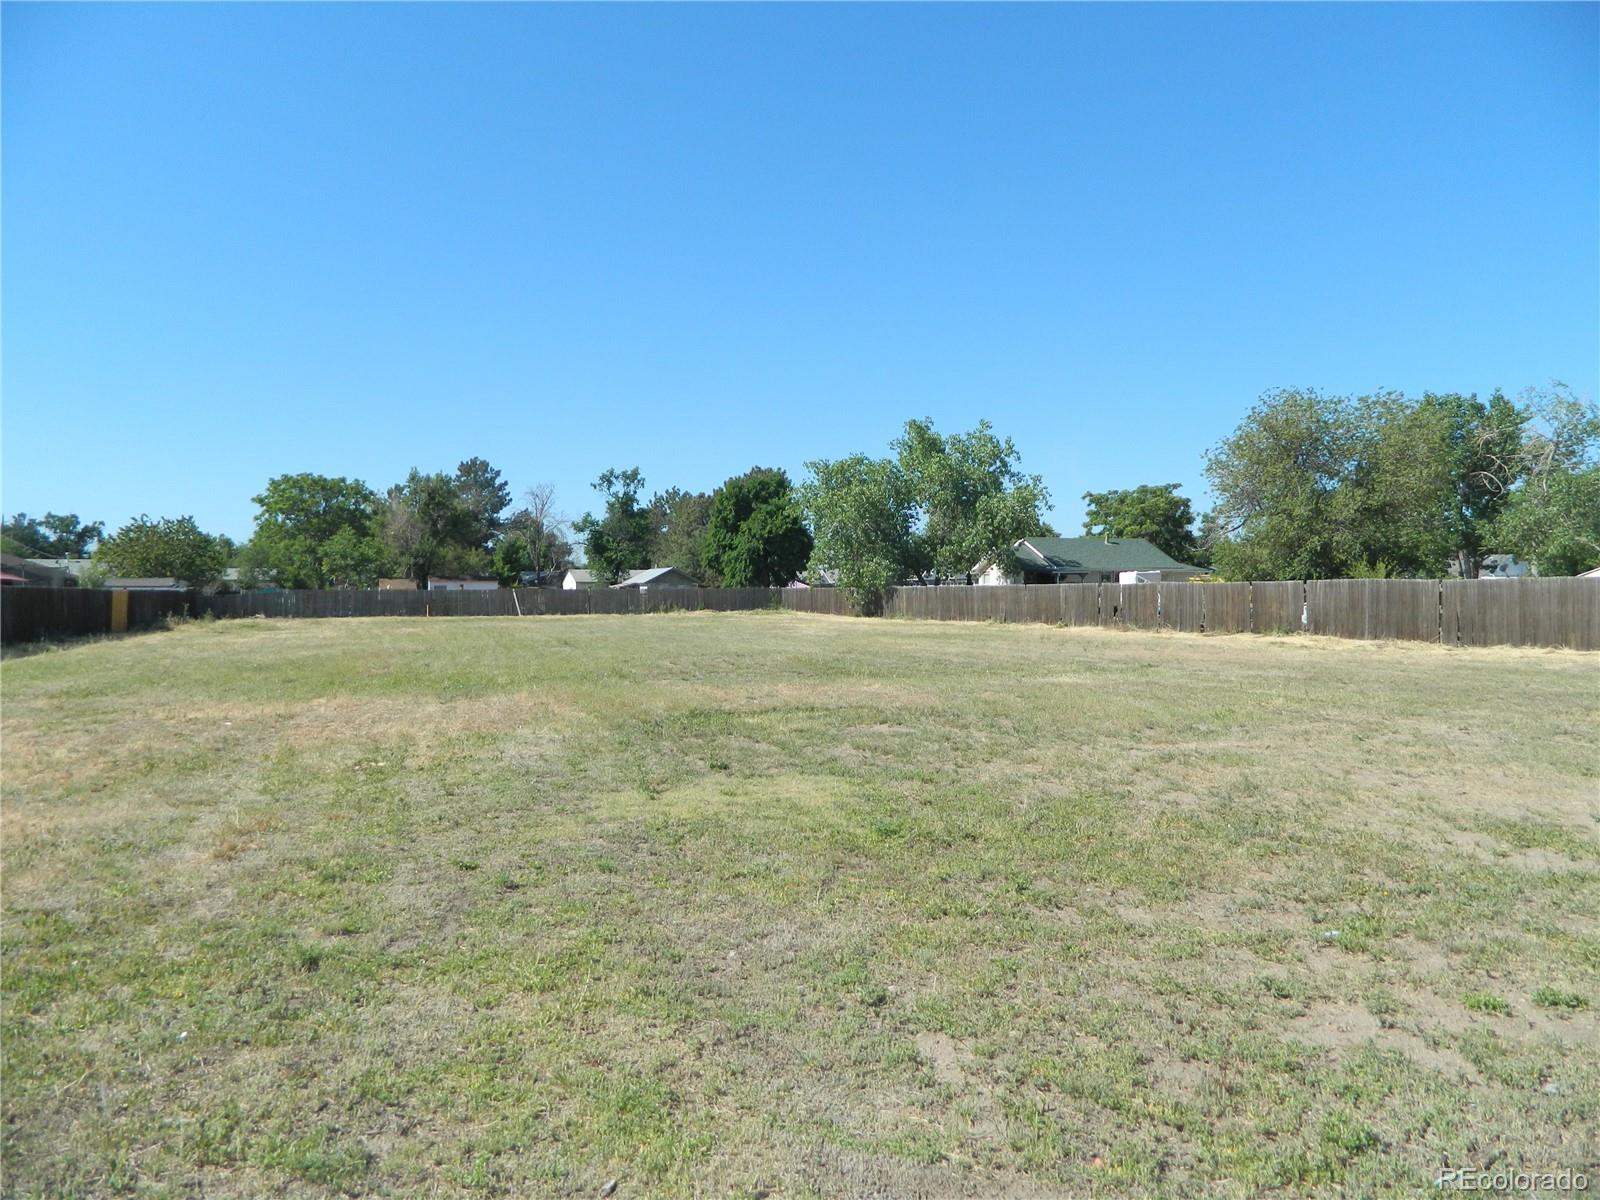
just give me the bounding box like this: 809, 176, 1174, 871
1119, 584, 1161, 629
1203, 584, 1252, 634
1306, 579, 1440, 642
125, 591, 196, 629
1160, 583, 1205, 632
1515, 578, 1598, 649
1, 588, 192, 645
1, 588, 110, 643
1443, 578, 1599, 650
1251, 582, 1304, 634
202, 586, 782, 621
1445, 579, 1518, 647
787, 587, 852, 616
1096, 584, 1123, 627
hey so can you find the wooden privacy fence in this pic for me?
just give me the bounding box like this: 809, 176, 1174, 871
0, 588, 195, 645
198, 586, 782, 620
784, 578, 1600, 649
4, 579, 1596, 649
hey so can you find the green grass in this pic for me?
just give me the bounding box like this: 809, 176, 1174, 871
3, 612, 1597, 1198
1531, 987, 1589, 1012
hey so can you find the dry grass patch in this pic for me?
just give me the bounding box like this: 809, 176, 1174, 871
2, 612, 1596, 1198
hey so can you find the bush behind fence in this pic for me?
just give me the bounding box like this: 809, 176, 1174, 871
2, 579, 1596, 649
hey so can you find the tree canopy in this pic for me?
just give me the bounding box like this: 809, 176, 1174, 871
893, 419, 1051, 580
243, 473, 384, 589
648, 488, 714, 583
703, 468, 812, 587
1484, 388, 1600, 575
453, 457, 512, 550
574, 468, 654, 585
1081, 483, 1202, 565
16, 383, 1594, 600
799, 454, 917, 608
1, 512, 104, 559
801, 419, 1050, 604
93, 515, 227, 586
1201, 387, 1560, 579
379, 470, 486, 584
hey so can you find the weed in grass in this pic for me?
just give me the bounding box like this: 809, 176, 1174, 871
1531, 986, 1589, 1011
1462, 991, 1512, 1015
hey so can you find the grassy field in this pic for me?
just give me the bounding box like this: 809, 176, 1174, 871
2, 612, 1596, 1198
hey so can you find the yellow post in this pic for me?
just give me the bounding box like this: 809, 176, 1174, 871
110, 590, 129, 633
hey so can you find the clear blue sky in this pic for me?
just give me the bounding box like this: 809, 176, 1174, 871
4, 2, 1596, 543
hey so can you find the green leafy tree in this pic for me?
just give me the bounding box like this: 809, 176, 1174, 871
1081, 483, 1202, 564
1341, 392, 1459, 577
574, 468, 654, 585
380, 470, 485, 584
1491, 466, 1600, 575
453, 458, 512, 549
320, 526, 391, 588
244, 473, 384, 589
799, 455, 917, 610
1485, 387, 1600, 575
648, 488, 714, 582
704, 468, 812, 587
93, 515, 227, 587
1203, 388, 1364, 580
1, 512, 104, 558
1345, 391, 1524, 578
1423, 390, 1523, 577
893, 419, 1052, 581
1205, 386, 1558, 580
490, 536, 533, 586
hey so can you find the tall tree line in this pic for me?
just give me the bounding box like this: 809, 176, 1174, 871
573, 466, 812, 587
11, 385, 1593, 592
1201, 386, 1597, 579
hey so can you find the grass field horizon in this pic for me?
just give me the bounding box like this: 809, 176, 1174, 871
3, 612, 1596, 1197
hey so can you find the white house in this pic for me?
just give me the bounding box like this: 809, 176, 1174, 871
426, 577, 499, 591
561, 568, 597, 590
972, 537, 1210, 586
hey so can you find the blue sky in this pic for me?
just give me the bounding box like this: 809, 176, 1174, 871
3, 2, 1596, 544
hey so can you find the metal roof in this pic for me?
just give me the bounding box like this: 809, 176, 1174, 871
1012, 537, 1204, 574
612, 566, 699, 588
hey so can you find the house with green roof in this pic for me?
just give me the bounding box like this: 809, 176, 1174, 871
971, 537, 1209, 585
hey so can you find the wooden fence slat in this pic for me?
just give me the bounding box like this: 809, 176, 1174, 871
1159, 582, 1205, 632
1120, 584, 1160, 629
1251, 581, 1304, 634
